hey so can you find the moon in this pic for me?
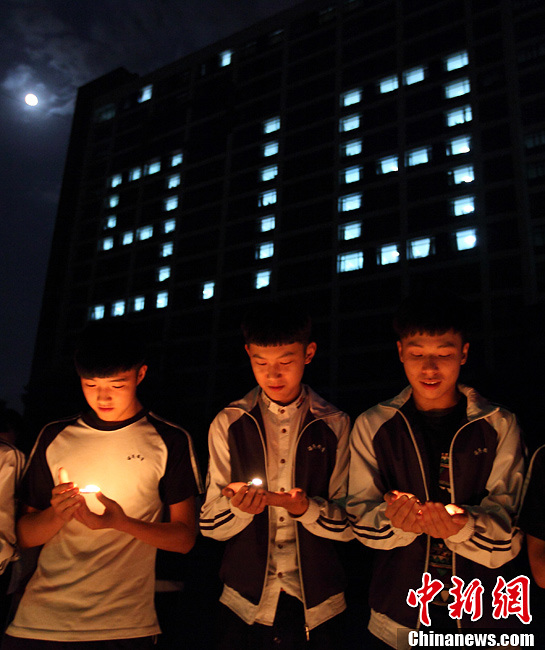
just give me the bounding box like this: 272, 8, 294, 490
25, 93, 38, 106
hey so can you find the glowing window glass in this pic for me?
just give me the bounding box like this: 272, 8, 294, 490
202, 281, 215, 300
255, 270, 271, 289
378, 156, 399, 174
260, 215, 275, 232
171, 152, 183, 167
90, 305, 105, 320
122, 231, 134, 246
164, 196, 178, 211
456, 228, 477, 251
163, 219, 176, 234
100, 237, 114, 251
379, 244, 400, 265
446, 135, 472, 155
133, 296, 145, 312
263, 141, 279, 157
406, 148, 430, 166
257, 242, 274, 259
340, 114, 360, 132
260, 165, 278, 182
167, 174, 180, 189
219, 50, 232, 67
156, 291, 169, 309
263, 117, 280, 134
138, 85, 153, 103
451, 196, 475, 216
446, 105, 472, 127
403, 66, 425, 85
161, 242, 173, 257
146, 161, 161, 175
408, 237, 432, 259
379, 75, 398, 93
445, 51, 468, 72
339, 221, 361, 240
341, 88, 362, 106
104, 216, 117, 229
108, 195, 119, 208
110, 174, 122, 188
445, 78, 471, 99
343, 166, 361, 183
342, 139, 362, 156
259, 190, 277, 207
111, 300, 125, 317
137, 226, 153, 241
451, 165, 474, 184
129, 167, 142, 181
337, 251, 363, 272
157, 266, 171, 282
339, 193, 362, 212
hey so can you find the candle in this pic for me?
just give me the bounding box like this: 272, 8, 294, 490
247, 478, 263, 487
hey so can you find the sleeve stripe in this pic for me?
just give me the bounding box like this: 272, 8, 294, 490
199, 509, 234, 530
353, 528, 395, 541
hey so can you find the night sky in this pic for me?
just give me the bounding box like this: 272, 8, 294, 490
0, 0, 305, 413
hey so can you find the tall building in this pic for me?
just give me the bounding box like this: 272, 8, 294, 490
26, 0, 545, 452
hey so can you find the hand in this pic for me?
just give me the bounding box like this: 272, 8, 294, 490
73, 492, 128, 531
221, 482, 267, 515
50, 467, 83, 522
265, 488, 309, 516
418, 502, 469, 539
384, 491, 424, 534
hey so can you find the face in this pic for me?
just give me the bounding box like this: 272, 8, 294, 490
80, 365, 147, 422
245, 342, 316, 406
397, 331, 469, 411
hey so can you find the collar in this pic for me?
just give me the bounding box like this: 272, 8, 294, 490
259, 386, 308, 416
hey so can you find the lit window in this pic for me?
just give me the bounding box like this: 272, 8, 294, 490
95, 104, 115, 122
445, 51, 468, 72
343, 165, 361, 183
255, 270, 271, 289
379, 243, 400, 265
446, 105, 472, 127
342, 139, 362, 156
406, 147, 430, 166
445, 78, 471, 99
340, 114, 360, 132
219, 49, 232, 67
378, 156, 399, 174
341, 88, 362, 106
108, 195, 119, 208
408, 237, 433, 259
451, 165, 475, 184
133, 296, 145, 312
446, 134, 472, 155
110, 174, 122, 188
156, 291, 169, 309
128, 167, 141, 182
379, 75, 398, 93
337, 251, 363, 272
163, 218, 176, 234
146, 160, 161, 175
451, 196, 475, 216
111, 300, 125, 317
456, 228, 477, 251
263, 141, 278, 157
202, 281, 215, 300
137, 226, 153, 241
164, 196, 178, 211
403, 66, 425, 85
100, 237, 114, 251
104, 216, 117, 229
260, 165, 278, 182
167, 174, 180, 189
260, 215, 275, 232
157, 266, 171, 282
259, 190, 277, 207
122, 231, 134, 246
339, 221, 361, 240
339, 193, 362, 212
171, 152, 183, 167
161, 242, 174, 257
90, 305, 105, 320
138, 85, 153, 103
257, 242, 274, 259
263, 117, 280, 134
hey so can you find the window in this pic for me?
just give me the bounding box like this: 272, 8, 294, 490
108, 195, 119, 208
133, 296, 145, 312
95, 104, 115, 122
342, 139, 362, 157
137, 226, 153, 241
378, 155, 399, 174
406, 147, 430, 166
263, 141, 279, 157
258, 190, 277, 207
408, 237, 433, 259
379, 243, 400, 265
146, 160, 161, 175
445, 78, 471, 99
260, 215, 275, 232
171, 152, 183, 167
450, 165, 474, 184
340, 114, 360, 132
161, 242, 174, 257
157, 266, 171, 282
90, 305, 105, 320
260, 165, 278, 182
339, 193, 362, 212
129, 167, 142, 181
339, 221, 361, 240
255, 270, 271, 289
100, 237, 114, 251
525, 131, 545, 149
455, 228, 477, 251
263, 117, 280, 134
342, 165, 361, 184
451, 195, 475, 216
110, 174, 122, 188
104, 216, 117, 230
219, 49, 232, 67
446, 105, 472, 127
163, 218, 176, 234
446, 134, 472, 155
403, 66, 425, 85
337, 251, 363, 272
202, 281, 215, 300
164, 196, 178, 211
122, 231, 134, 246
111, 300, 126, 317
256, 242, 274, 259
167, 174, 180, 189
341, 88, 362, 107
138, 85, 153, 103
379, 75, 398, 93
445, 51, 468, 72
156, 291, 169, 309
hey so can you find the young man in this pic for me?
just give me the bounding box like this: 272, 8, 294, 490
3, 321, 202, 649
199, 303, 352, 649
347, 293, 525, 648
519, 446, 545, 587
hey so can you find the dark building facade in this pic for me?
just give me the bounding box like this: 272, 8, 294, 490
26, 0, 545, 454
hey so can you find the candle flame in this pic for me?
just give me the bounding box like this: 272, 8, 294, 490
249, 478, 263, 487
80, 485, 100, 493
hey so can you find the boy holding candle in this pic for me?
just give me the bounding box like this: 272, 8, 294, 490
200, 302, 352, 649
2, 321, 202, 649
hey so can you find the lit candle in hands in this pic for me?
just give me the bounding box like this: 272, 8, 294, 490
79, 484, 104, 514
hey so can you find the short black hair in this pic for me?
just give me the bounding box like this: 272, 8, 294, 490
393, 291, 470, 342
241, 301, 312, 347
74, 321, 147, 378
